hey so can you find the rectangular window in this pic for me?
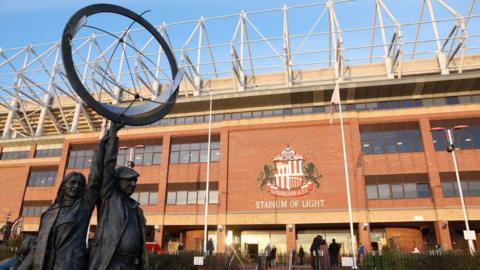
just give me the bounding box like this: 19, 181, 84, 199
417, 183, 431, 198
67, 148, 94, 169
21, 202, 50, 217
197, 190, 206, 204
131, 185, 158, 205
404, 183, 417, 198
442, 182, 456, 197
170, 137, 220, 164
378, 184, 391, 199
391, 184, 404, 199
209, 190, 219, 204
430, 119, 480, 151
117, 145, 162, 167
366, 185, 378, 199
366, 174, 431, 200
28, 170, 57, 187
138, 192, 150, 205
176, 191, 187, 205
167, 192, 177, 205
35, 148, 62, 158
166, 182, 219, 205
440, 172, 480, 197
187, 191, 198, 204
1, 150, 30, 160
149, 192, 158, 205
469, 181, 480, 196
360, 123, 423, 154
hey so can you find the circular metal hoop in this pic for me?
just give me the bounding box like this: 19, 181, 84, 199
61, 4, 182, 126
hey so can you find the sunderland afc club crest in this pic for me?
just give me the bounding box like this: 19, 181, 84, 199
257, 145, 321, 197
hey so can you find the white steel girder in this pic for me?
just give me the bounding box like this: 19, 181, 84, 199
0, 0, 479, 139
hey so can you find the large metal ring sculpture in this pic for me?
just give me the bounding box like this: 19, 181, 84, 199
61, 4, 182, 125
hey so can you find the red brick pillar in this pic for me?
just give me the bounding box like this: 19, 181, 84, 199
217, 225, 226, 253
434, 220, 452, 251
29, 145, 36, 159
286, 224, 296, 253
358, 222, 371, 254
154, 225, 164, 248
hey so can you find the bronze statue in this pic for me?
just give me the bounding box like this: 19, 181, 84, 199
87, 123, 148, 270
18, 125, 115, 270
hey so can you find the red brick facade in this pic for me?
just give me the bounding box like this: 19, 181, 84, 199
1, 105, 480, 255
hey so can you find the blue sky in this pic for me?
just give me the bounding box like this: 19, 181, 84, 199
1, 0, 477, 50
0, 0, 477, 83
0, 0, 318, 49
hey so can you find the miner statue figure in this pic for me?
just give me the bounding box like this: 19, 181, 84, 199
87, 122, 148, 270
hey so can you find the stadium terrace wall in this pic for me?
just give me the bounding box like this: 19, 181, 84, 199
1, 73, 480, 257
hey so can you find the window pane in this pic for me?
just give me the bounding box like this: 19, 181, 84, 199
139, 192, 149, 205
392, 184, 404, 199
153, 153, 161, 164
404, 183, 417, 198
170, 152, 179, 163
197, 190, 206, 204
461, 181, 469, 196
149, 192, 158, 205
187, 191, 198, 204
176, 191, 187, 205
362, 142, 372, 154
180, 151, 190, 163
190, 151, 200, 163
143, 152, 153, 165
211, 149, 220, 161
442, 182, 455, 197
75, 155, 84, 168
211, 141, 220, 149
191, 143, 200, 150
209, 191, 219, 204
366, 185, 378, 199
167, 192, 177, 205
200, 150, 209, 162
171, 144, 181, 151
417, 183, 431, 198
378, 184, 391, 199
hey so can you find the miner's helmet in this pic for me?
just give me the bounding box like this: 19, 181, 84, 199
114, 166, 140, 181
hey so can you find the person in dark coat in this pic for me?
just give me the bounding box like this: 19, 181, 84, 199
328, 239, 340, 266
87, 123, 148, 270
207, 238, 215, 256
270, 245, 277, 267
310, 235, 321, 270
298, 245, 305, 265
18, 126, 110, 270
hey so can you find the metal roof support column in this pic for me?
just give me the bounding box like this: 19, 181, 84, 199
35, 94, 52, 137
376, 0, 394, 79
80, 103, 95, 131
181, 19, 202, 96
2, 98, 18, 139
36, 44, 61, 136
426, 0, 449, 75
194, 17, 204, 95
231, 11, 247, 92
283, 5, 293, 87
327, 1, 343, 82
70, 102, 82, 134
239, 11, 246, 91
436, 0, 468, 73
